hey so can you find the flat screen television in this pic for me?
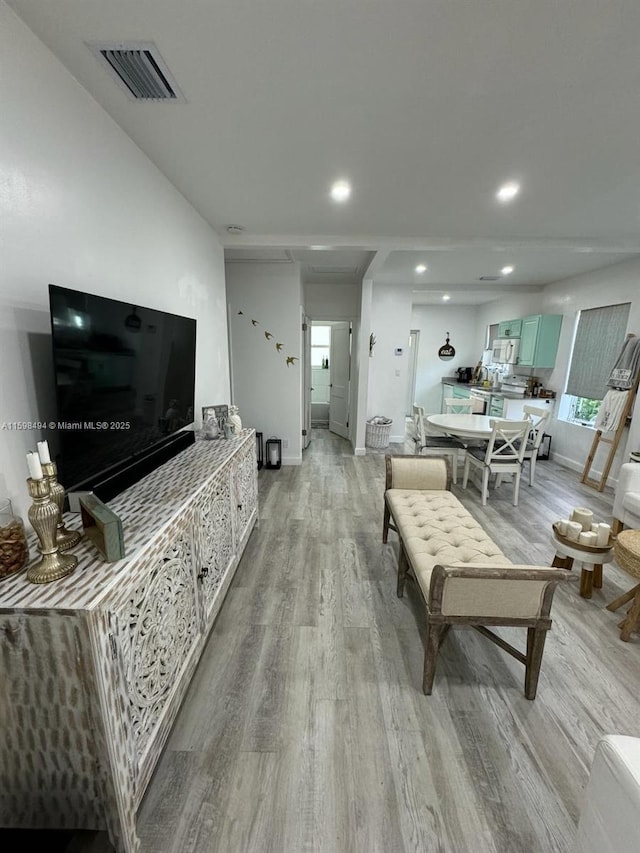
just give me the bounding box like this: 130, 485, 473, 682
48, 284, 197, 502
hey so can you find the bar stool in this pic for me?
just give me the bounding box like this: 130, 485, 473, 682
607, 529, 640, 641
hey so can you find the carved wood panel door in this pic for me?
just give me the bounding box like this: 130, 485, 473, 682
106, 512, 201, 801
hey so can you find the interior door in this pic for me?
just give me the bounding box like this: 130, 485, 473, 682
329, 321, 351, 438
302, 314, 311, 449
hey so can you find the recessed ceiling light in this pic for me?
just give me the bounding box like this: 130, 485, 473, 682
442, 294, 451, 301
501, 265, 514, 275
330, 180, 351, 202
495, 182, 520, 203
415, 264, 427, 274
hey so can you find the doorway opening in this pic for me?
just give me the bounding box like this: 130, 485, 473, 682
308, 320, 352, 439
311, 323, 331, 428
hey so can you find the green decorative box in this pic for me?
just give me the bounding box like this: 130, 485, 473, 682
79, 494, 126, 562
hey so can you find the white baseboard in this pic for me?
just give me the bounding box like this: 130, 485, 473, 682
549, 452, 618, 489
354, 446, 366, 456
282, 455, 302, 466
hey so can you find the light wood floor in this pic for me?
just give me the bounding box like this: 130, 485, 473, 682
6, 429, 640, 852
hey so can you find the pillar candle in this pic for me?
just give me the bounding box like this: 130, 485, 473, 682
571, 507, 594, 531
26, 451, 43, 480
37, 440, 51, 464
557, 519, 570, 535
566, 521, 582, 542
269, 444, 279, 466
596, 523, 611, 547
579, 531, 597, 546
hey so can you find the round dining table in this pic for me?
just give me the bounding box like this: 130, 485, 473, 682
426, 413, 498, 440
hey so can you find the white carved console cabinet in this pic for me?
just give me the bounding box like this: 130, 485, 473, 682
0, 430, 258, 852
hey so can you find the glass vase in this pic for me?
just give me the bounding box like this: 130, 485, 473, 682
0, 498, 29, 580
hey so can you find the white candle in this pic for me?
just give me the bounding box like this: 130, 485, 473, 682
37, 440, 51, 464
26, 451, 43, 480
566, 521, 582, 542
269, 444, 279, 466
596, 523, 611, 547
571, 507, 593, 531
579, 531, 597, 546
557, 519, 570, 535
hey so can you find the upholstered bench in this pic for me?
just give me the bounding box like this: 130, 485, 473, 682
382, 454, 568, 699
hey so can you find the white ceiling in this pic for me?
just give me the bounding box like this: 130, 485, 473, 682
8, 0, 640, 304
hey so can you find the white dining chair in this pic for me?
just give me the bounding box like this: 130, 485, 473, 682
462, 419, 530, 506
443, 397, 475, 414
443, 397, 486, 447
412, 404, 466, 483
522, 405, 551, 486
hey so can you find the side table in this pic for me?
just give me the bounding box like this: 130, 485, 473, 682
607, 529, 640, 641
550, 528, 615, 598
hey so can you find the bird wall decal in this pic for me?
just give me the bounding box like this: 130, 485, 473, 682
234, 308, 299, 366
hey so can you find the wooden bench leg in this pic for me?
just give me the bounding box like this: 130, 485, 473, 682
383, 504, 390, 543
524, 626, 548, 700
593, 563, 603, 589
397, 545, 409, 598
422, 621, 442, 695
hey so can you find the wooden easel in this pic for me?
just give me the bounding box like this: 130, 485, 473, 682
581, 334, 639, 492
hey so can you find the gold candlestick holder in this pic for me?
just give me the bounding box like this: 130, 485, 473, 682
42, 460, 82, 552
26, 477, 77, 584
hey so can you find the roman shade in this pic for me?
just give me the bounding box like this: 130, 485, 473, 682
565, 303, 630, 400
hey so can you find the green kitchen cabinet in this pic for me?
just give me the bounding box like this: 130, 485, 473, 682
497, 319, 522, 338
517, 314, 563, 368
453, 385, 471, 398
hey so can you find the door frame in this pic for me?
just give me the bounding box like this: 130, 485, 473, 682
302, 312, 311, 449
406, 330, 420, 415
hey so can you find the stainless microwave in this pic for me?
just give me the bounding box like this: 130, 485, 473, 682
492, 338, 520, 364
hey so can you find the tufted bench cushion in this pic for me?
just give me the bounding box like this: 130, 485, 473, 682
385, 489, 511, 604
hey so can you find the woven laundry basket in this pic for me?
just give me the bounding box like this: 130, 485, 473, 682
366, 417, 393, 449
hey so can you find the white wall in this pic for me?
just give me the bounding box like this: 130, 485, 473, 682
367, 284, 413, 442
411, 305, 482, 414
226, 263, 303, 464
304, 281, 361, 319
0, 4, 229, 519
473, 266, 640, 483
541, 258, 640, 481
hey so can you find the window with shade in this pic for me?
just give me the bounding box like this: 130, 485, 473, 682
560, 303, 631, 427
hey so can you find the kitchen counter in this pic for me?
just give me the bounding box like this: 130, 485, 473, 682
440, 379, 553, 402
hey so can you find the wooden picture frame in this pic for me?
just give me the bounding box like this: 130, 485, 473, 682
202, 404, 228, 425
79, 494, 125, 562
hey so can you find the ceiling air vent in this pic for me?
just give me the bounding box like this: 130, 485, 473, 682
89, 42, 185, 101
478, 275, 500, 281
